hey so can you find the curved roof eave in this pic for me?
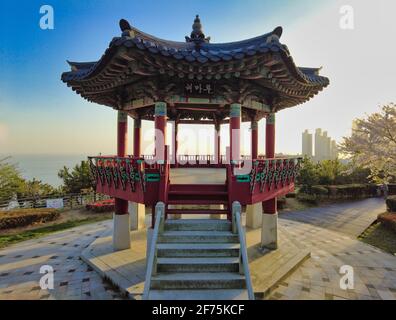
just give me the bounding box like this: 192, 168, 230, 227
61, 18, 330, 108
62, 24, 287, 79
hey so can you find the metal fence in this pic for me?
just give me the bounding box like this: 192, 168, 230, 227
0, 193, 109, 211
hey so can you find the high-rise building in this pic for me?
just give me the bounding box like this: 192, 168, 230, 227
315, 129, 323, 161
330, 140, 338, 159
302, 130, 313, 158
303, 129, 338, 161
323, 131, 331, 159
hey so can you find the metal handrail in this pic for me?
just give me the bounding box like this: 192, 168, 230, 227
143, 202, 165, 300
232, 201, 255, 300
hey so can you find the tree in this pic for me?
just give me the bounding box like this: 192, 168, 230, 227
341, 162, 371, 184
297, 156, 319, 189
340, 104, 396, 183
316, 159, 345, 185
58, 161, 94, 194
0, 157, 25, 201
19, 178, 58, 199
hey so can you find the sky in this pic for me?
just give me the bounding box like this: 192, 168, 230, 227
1, 0, 395, 156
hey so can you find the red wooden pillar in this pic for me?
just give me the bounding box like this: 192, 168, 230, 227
215, 122, 221, 165
251, 119, 258, 159
174, 121, 178, 166
133, 118, 141, 157
114, 110, 130, 250
264, 113, 276, 214
229, 103, 241, 162
154, 102, 167, 162
115, 111, 128, 215
265, 113, 275, 159
152, 102, 168, 228
117, 111, 128, 158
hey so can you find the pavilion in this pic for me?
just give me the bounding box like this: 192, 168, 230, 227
62, 16, 329, 299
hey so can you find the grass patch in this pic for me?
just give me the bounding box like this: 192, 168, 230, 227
0, 215, 111, 249
359, 222, 396, 255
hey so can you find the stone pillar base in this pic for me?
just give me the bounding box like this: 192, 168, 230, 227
246, 203, 262, 229
113, 213, 131, 251
261, 212, 278, 250
129, 202, 145, 231
210, 204, 224, 219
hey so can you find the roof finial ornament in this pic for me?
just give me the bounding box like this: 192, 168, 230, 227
119, 19, 132, 32
185, 14, 210, 45
119, 19, 136, 38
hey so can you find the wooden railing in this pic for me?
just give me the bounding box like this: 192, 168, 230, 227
144, 154, 253, 168
88, 156, 166, 205
227, 157, 302, 205
88, 155, 301, 208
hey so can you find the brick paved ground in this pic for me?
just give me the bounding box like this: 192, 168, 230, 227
0, 221, 125, 300
0, 198, 394, 300
268, 198, 396, 300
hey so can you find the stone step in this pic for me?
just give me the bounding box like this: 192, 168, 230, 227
168, 190, 228, 196
148, 289, 249, 300
169, 184, 227, 194
157, 257, 240, 272
157, 243, 240, 257
158, 231, 239, 243
166, 209, 228, 217
164, 219, 231, 232
167, 199, 228, 205
150, 272, 246, 290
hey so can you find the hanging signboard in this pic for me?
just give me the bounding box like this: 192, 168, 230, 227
184, 82, 215, 96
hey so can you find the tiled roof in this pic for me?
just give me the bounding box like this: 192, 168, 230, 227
63, 25, 327, 86
61, 17, 329, 115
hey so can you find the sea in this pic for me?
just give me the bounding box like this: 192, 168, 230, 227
1, 154, 88, 188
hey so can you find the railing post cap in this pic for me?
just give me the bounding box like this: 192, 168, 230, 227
156, 201, 165, 209
232, 201, 242, 209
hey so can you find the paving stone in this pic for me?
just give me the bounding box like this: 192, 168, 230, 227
0, 198, 394, 301
0, 220, 125, 300
268, 198, 396, 301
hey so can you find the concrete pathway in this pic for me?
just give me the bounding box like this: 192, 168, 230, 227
281, 198, 385, 238
268, 198, 396, 300
0, 198, 394, 300
0, 221, 125, 300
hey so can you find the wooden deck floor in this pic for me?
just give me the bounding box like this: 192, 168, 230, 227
169, 168, 226, 185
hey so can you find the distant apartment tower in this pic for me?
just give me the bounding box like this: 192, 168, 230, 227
330, 140, 338, 159
315, 129, 324, 161
302, 129, 338, 161
302, 130, 313, 157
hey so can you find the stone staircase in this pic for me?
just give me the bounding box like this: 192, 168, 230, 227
146, 219, 250, 300
166, 184, 230, 217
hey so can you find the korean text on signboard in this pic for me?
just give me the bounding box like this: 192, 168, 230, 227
184, 82, 215, 96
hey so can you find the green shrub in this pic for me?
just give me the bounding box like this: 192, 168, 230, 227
0, 209, 60, 230
389, 184, 396, 196
297, 184, 379, 200
311, 186, 329, 196
296, 193, 318, 205
328, 184, 369, 199
366, 184, 380, 197
386, 196, 396, 212
286, 192, 296, 199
